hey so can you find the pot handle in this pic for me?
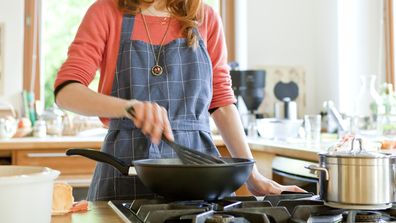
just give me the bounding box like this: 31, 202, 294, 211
66, 149, 134, 176
305, 164, 329, 180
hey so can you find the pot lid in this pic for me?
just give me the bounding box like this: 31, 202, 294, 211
321, 150, 389, 158
325, 136, 386, 158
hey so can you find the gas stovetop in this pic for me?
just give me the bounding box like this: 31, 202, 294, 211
108, 193, 396, 223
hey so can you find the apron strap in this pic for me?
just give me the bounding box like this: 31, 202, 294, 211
120, 15, 135, 43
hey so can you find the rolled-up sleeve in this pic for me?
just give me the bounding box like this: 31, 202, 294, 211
54, 2, 108, 90
205, 7, 237, 110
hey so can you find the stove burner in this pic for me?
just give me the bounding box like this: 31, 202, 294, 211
386, 206, 396, 217
205, 214, 235, 223
169, 200, 214, 211
108, 196, 396, 223
350, 211, 382, 222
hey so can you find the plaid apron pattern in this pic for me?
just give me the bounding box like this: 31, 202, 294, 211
87, 15, 219, 200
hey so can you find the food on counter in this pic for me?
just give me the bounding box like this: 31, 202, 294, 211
381, 139, 396, 149
51, 182, 89, 215
14, 117, 33, 137
70, 200, 89, 213
17, 117, 32, 129
52, 183, 74, 215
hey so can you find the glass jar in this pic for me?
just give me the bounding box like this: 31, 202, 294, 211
41, 105, 64, 136
353, 75, 382, 135
33, 119, 47, 138
378, 83, 396, 137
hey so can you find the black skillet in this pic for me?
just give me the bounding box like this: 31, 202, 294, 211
66, 148, 255, 201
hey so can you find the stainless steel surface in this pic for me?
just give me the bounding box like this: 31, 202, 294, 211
273, 156, 318, 179
273, 156, 318, 194
26, 152, 67, 158
324, 201, 392, 210
324, 100, 348, 132
324, 156, 393, 205
308, 152, 396, 209
306, 164, 329, 180
274, 97, 297, 120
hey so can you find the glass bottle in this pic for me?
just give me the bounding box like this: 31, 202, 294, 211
353, 75, 382, 135
378, 83, 396, 136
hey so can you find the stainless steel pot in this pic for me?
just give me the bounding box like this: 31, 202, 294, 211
306, 139, 396, 210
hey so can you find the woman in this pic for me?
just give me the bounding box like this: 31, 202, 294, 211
55, 0, 304, 200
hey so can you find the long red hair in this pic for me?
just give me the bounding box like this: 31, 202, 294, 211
118, 0, 203, 47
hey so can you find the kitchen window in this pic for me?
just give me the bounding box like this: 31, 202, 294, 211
24, 0, 233, 109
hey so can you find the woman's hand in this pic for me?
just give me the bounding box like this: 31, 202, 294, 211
126, 100, 174, 144
246, 168, 306, 195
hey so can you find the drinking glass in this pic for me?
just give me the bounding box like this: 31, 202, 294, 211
304, 114, 321, 145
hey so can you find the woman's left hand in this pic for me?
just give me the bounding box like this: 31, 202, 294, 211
246, 169, 306, 195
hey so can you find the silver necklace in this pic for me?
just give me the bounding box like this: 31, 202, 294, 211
141, 10, 171, 76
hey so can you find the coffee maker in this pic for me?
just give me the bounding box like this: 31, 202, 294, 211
230, 70, 266, 136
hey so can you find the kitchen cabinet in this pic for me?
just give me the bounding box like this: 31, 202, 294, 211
13, 149, 96, 175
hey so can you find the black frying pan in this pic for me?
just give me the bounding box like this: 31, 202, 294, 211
66, 149, 255, 201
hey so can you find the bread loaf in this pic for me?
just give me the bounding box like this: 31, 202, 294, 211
52, 182, 74, 215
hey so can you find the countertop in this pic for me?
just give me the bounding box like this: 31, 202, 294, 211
0, 135, 226, 150
247, 137, 333, 162
0, 136, 104, 150
0, 134, 329, 162
51, 202, 123, 223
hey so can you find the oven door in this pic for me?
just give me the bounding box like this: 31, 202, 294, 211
272, 156, 318, 194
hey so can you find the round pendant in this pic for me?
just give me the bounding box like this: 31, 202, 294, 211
151, 65, 163, 76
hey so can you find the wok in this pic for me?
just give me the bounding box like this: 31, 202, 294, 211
66, 149, 255, 201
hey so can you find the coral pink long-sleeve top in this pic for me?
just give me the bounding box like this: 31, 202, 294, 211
54, 0, 236, 124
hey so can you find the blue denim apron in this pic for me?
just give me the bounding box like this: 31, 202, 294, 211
87, 15, 219, 200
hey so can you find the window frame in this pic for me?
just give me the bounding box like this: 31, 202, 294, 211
385, 0, 395, 86
23, 0, 41, 100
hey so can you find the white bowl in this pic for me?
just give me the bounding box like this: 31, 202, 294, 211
0, 166, 60, 223
257, 118, 303, 140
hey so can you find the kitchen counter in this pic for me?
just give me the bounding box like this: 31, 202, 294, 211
51, 202, 123, 223
0, 136, 104, 150
0, 135, 327, 164
247, 137, 332, 162
0, 134, 226, 150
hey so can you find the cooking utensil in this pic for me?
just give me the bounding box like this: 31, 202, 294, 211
126, 106, 226, 165
66, 148, 255, 201
0, 166, 60, 223
306, 138, 396, 210
161, 136, 226, 164
229, 70, 266, 113
273, 80, 299, 101
274, 97, 298, 120
256, 118, 303, 140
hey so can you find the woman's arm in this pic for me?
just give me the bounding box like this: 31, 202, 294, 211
56, 83, 173, 143
211, 104, 304, 194
56, 83, 130, 118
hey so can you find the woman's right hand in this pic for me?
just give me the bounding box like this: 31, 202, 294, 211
126, 100, 174, 144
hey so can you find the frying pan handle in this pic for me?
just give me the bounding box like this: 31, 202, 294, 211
66, 149, 133, 176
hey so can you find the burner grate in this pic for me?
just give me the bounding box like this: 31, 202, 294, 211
108, 195, 396, 223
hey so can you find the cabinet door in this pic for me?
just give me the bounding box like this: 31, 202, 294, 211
13, 149, 96, 175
